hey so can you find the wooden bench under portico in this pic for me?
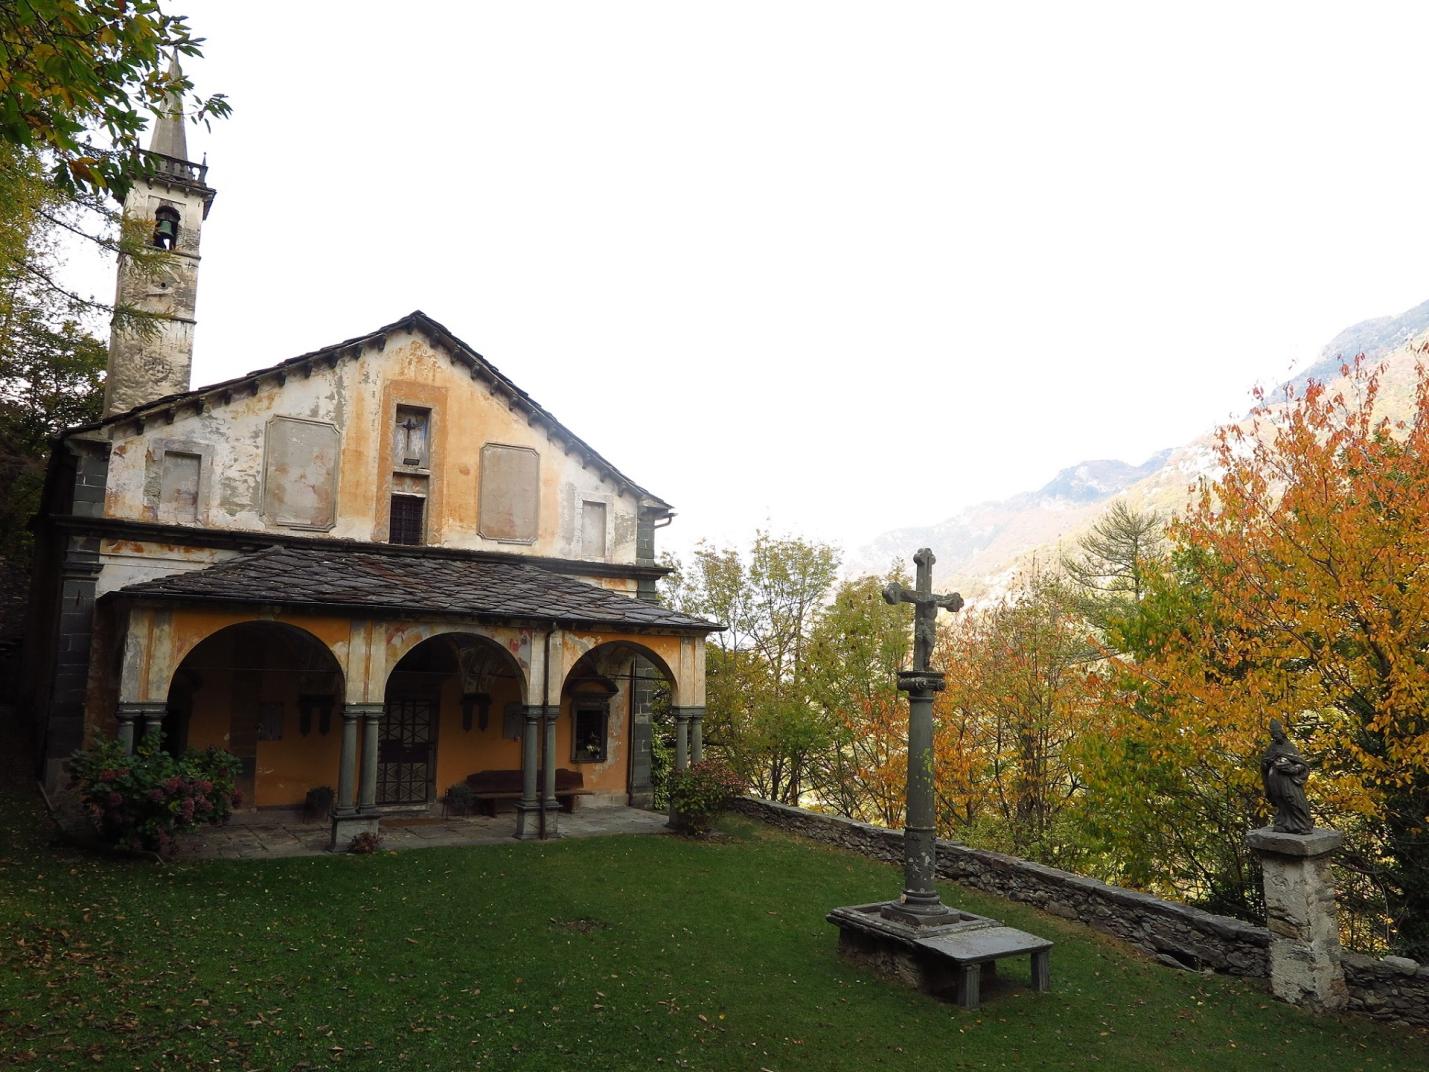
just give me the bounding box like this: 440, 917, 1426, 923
465, 768, 591, 816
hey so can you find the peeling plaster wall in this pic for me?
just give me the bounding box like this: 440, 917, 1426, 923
99, 330, 644, 562
95, 539, 234, 597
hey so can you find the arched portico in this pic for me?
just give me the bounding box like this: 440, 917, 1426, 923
153, 619, 346, 809
375, 632, 528, 807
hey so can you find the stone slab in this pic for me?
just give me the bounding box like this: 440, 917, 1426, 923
827, 901, 998, 947
1246, 826, 1343, 857
915, 926, 1053, 964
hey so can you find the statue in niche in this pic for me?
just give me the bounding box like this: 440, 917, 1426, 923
1261, 719, 1314, 834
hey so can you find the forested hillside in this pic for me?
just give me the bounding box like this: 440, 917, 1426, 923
667, 341, 1429, 960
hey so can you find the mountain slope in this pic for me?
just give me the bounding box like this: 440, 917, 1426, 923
849, 451, 1173, 589
853, 300, 1429, 597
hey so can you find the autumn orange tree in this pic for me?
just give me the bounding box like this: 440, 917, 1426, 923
803, 571, 912, 827
937, 566, 1098, 862
1095, 356, 1429, 955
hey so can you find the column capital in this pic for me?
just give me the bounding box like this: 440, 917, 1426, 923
525, 704, 560, 720
116, 701, 166, 723
1247, 826, 1343, 859
672, 705, 704, 722
345, 702, 386, 721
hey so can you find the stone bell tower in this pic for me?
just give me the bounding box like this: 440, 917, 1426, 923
103, 55, 217, 417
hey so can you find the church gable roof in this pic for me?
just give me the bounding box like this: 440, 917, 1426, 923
70, 310, 670, 510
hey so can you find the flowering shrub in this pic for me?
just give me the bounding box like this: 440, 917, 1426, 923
67, 735, 242, 857
668, 759, 743, 835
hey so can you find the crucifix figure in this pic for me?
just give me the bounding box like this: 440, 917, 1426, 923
399, 413, 424, 466
882, 547, 964, 922
883, 547, 964, 675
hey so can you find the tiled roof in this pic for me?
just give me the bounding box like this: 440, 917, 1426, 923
113, 544, 720, 633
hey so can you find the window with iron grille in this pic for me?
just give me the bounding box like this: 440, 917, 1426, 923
572, 702, 609, 763
389, 494, 425, 545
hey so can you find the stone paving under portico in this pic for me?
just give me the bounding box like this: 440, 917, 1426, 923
189, 805, 670, 860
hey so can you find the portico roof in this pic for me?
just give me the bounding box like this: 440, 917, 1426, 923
110, 544, 721, 634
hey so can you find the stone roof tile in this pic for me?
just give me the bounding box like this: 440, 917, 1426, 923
114, 544, 720, 633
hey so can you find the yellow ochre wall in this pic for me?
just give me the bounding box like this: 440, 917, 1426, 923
113, 608, 667, 807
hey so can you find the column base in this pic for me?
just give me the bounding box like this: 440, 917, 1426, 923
513, 802, 543, 841
540, 801, 562, 839
330, 811, 381, 852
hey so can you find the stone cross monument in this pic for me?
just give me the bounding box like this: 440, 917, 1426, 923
882, 548, 963, 921
828, 547, 1054, 1010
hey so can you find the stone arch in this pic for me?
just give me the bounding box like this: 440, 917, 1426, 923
163, 620, 347, 809
165, 619, 345, 699
383, 627, 531, 700
377, 632, 530, 807
560, 640, 681, 809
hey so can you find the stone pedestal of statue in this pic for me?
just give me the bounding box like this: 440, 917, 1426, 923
1247, 826, 1347, 1011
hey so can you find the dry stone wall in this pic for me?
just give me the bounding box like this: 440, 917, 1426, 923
1343, 955, 1429, 1027
732, 797, 1429, 1026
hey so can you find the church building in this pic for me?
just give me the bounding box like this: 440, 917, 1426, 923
22, 64, 717, 847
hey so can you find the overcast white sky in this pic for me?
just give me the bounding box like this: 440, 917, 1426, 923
71, 2, 1429, 558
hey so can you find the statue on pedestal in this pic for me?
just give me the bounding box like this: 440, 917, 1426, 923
1261, 719, 1313, 835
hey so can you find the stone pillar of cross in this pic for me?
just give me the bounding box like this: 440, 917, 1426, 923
882, 547, 964, 922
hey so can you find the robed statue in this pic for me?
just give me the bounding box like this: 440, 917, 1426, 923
1261, 720, 1313, 835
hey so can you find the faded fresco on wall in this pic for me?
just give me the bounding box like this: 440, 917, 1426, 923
262, 417, 340, 529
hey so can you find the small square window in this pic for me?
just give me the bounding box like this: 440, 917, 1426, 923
572, 703, 608, 763
389, 494, 425, 545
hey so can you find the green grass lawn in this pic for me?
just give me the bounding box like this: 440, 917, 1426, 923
2, 778, 1427, 1070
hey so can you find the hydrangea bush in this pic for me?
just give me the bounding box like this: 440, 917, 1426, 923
67, 735, 242, 857
668, 759, 743, 836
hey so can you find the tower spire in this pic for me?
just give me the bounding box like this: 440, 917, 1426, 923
101, 52, 216, 417
147, 53, 189, 161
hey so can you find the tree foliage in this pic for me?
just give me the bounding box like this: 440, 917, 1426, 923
803, 571, 912, 826
660, 532, 839, 803
1092, 357, 1429, 953
937, 565, 1098, 860
1060, 500, 1165, 639
0, 0, 229, 194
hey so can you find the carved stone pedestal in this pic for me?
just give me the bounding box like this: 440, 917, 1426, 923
1247, 826, 1347, 1011
330, 810, 380, 852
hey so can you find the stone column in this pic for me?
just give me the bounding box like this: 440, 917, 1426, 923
673, 708, 690, 773
514, 705, 543, 840
1247, 826, 1348, 1011
668, 708, 693, 827
330, 702, 382, 851
116, 701, 166, 752
688, 706, 705, 765
141, 704, 166, 744
336, 705, 361, 810
358, 705, 383, 812
541, 705, 561, 838
115, 702, 142, 753
886, 670, 949, 923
